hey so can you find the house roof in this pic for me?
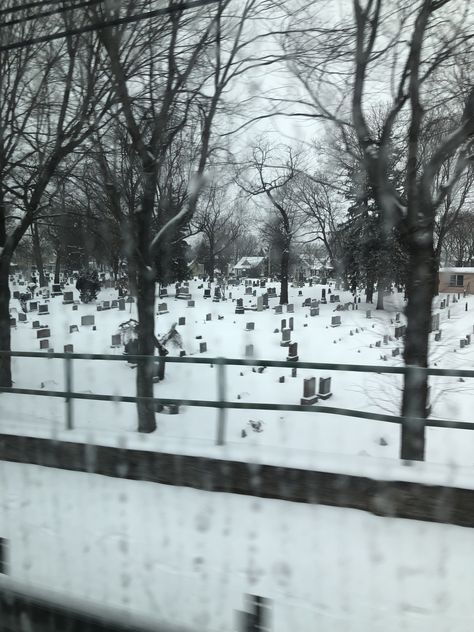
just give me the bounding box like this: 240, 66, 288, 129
233, 256, 265, 270
440, 267, 474, 274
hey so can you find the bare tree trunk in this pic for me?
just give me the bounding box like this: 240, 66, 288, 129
31, 223, 46, 287
376, 272, 385, 310
54, 251, 61, 284
135, 173, 157, 433
279, 248, 289, 305
400, 241, 434, 460
0, 256, 12, 387
136, 264, 156, 433
365, 277, 374, 303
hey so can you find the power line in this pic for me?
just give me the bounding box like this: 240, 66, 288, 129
0, 0, 223, 52
1, 0, 104, 28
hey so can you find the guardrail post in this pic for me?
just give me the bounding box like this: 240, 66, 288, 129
64, 355, 74, 430
216, 357, 227, 446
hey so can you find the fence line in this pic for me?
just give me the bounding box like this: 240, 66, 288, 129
1, 351, 473, 460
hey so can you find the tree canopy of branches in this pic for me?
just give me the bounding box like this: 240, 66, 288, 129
281, 0, 474, 459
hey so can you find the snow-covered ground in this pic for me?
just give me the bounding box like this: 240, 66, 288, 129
2, 459, 474, 632
3, 278, 474, 473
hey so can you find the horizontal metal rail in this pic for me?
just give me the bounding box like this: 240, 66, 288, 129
3, 350, 474, 378
1, 386, 473, 430
1, 352, 473, 444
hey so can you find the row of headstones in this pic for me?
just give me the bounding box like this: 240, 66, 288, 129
440, 294, 462, 310
273, 303, 294, 315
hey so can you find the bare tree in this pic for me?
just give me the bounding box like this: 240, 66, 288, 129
190, 186, 245, 279
0, 7, 112, 387
95, 0, 277, 432
281, 0, 474, 459
241, 145, 306, 304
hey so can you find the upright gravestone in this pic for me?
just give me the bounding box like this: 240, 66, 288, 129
287, 341, 298, 361
274, 305, 283, 315
62, 291, 74, 305
281, 319, 287, 331
310, 307, 319, 317
235, 298, 244, 314
395, 325, 406, 339
51, 284, 62, 296
9, 317, 16, 327
203, 289, 211, 299
178, 316, 186, 326
286, 303, 294, 313
37, 328, 50, 339
111, 334, 121, 347
199, 341, 207, 353
38, 304, 49, 316
257, 296, 264, 312
39, 339, 49, 350
118, 298, 126, 311
64, 344, 74, 353
289, 317, 294, 331
318, 377, 332, 400
280, 328, 291, 347
366, 310, 372, 319
81, 315, 95, 326
158, 303, 168, 315
245, 322, 255, 331
301, 377, 318, 405
18, 312, 27, 322
395, 312, 400, 323
206, 313, 212, 321
187, 300, 195, 308
262, 293, 268, 308
331, 315, 341, 327
321, 289, 327, 304
245, 344, 254, 357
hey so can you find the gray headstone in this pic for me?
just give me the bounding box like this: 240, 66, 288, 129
111, 334, 121, 347
64, 344, 74, 353
69, 325, 79, 333
274, 305, 283, 315
245, 344, 254, 357
81, 315, 95, 326
280, 328, 291, 347
118, 299, 126, 311
331, 315, 341, 327
366, 310, 371, 319
38, 304, 49, 315
63, 291, 74, 304
318, 377, 332, 399
287, 341, 298, 360
246, 322, 255, 331
206, 313, 212, 321
178, 317, 186, 326
18, 312, 27, 322
187, 300, 195, 308
286, 303, 294, 313
257, 296, 264, 312
289, 317, 294, 331
39, 339, 49, 350
310, 307, 319, 317
37, 328, 50, 339
29, 301, 38, 311
199, 341, 207, 353
303, 377, 316, 398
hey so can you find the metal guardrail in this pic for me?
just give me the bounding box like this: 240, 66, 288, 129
1, 351, 474, 444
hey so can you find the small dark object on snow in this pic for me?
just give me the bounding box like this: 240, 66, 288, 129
241, 429, 247, 438
379, 437, 388, 447
248, 419, 263, 433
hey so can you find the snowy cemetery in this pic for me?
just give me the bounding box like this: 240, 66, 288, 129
5, 272, 474, 631
5, 271, 474, 469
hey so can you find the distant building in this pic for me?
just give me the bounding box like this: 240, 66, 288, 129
232, 256, 266, 277
438, 267, 474, 294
